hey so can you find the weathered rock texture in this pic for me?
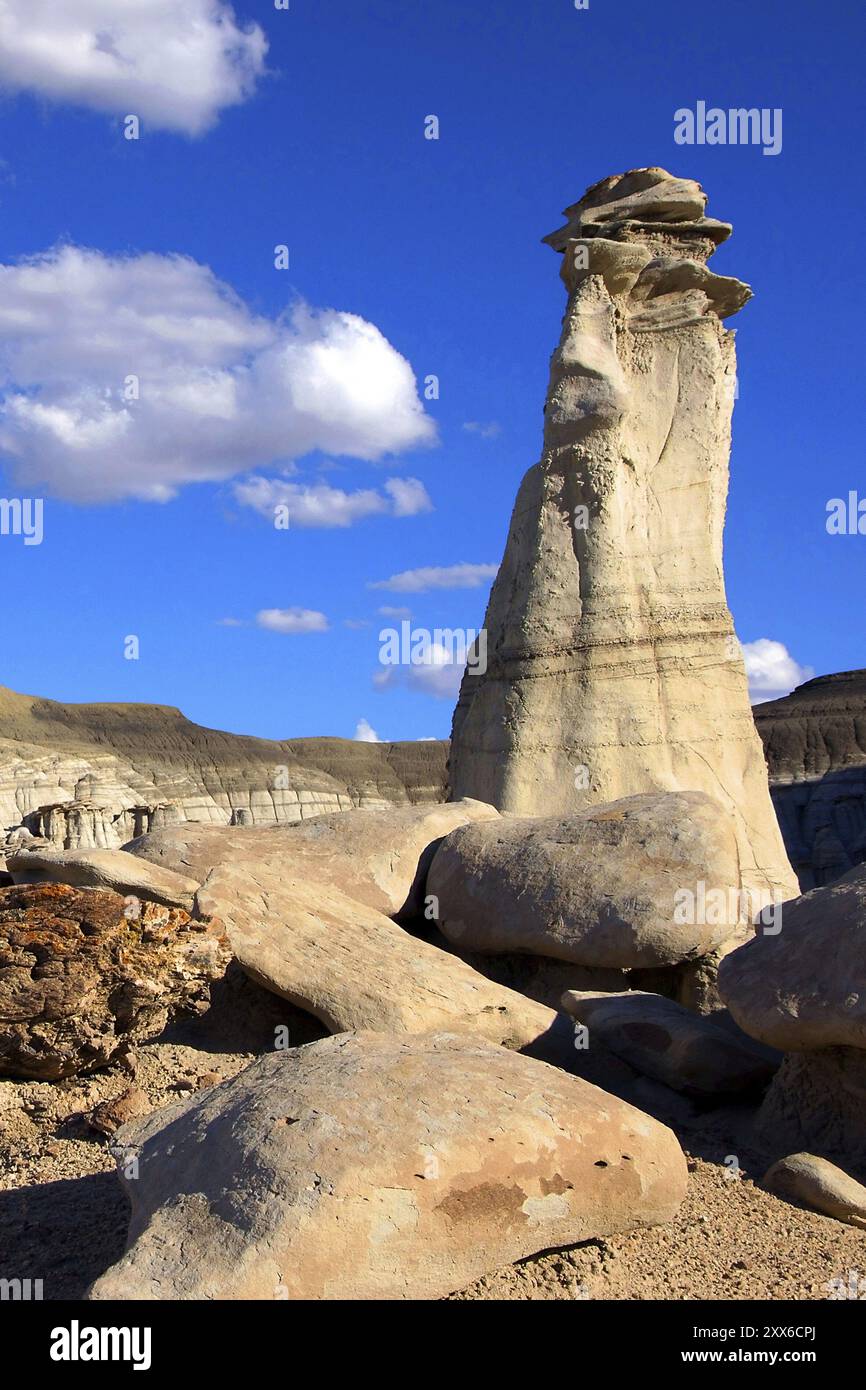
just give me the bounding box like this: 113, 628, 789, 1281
90, 1031, 687, 1301
718, 864, 866, 1053
128, 800, 497, 913
719, 865, 866, 1174
6, 847, 199, 911
0, 684, 448, 851
448, 167, 798, 904
560, 990, 776, 1100
754, 1048, 866, 1178
0, 883, 229, 1079
427, 791, 742, 969
195, 861, 561, 1056
755, 670, 866, 889
763, 1153, 866, 1230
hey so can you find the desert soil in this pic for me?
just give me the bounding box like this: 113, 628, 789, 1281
2, 972, 864, 1302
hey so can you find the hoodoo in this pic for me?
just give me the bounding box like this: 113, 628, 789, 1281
449, 168, 798, 901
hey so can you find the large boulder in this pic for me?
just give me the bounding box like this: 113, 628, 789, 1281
560, 990, 777, 1100
196, 864, 560, 1056
6, 847, 199, 911
718, 864, 866, 1052
719, 866, 866, 1173
89, 1030, 687, 1301
127, 799, 498, 917
0, 883, 229, 1079
427, 791, 742, 969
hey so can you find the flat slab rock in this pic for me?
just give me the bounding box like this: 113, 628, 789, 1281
196, 863, 560, 1056
718, 863, 866, 1051
0, 883, 229, 1079
7, 847, 199, 911
428, 791, 742, 969
763, 1152, 866, 1230
89, 1030, 688, 1301
127, 799, 498, 917
560, 990, 777, 1100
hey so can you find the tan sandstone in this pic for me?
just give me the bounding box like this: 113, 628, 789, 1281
89, 1031, 688, 1301
448, 168, 798, 905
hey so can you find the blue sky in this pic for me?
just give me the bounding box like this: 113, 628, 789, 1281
0, 0, 863, 741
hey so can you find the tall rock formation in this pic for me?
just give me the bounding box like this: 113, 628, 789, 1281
449, 168, 798, 901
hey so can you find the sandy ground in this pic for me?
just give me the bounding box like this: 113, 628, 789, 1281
2, 970, 865, 1302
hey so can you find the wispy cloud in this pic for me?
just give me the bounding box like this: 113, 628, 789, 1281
375, 641, 469, 699
463, 420, 501, 440
234, 475, 432, 528
369, 562, 498, 593
256, 608, 329, 635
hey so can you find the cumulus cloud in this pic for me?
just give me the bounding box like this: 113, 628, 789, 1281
234, 474, 432, 528
256, 608, 328, 634
0, 246, 435, 503
378, 605, 412, 619
369, 562, 498, 593
353, 718, 381, 742
0, 0, 268, 135
741, 638, 814, 703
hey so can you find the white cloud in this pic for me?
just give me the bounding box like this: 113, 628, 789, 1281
0, 246, 436, 503
343, 618, 371, 630
217, 616, 243, 626
375, 639, 469, 700
741, 638, 814, 703
0, 0, 268, 135
378, 605, 412, 619
256, 608, 328, 634
369, 562, 498, 593
463, 420, 501, 440
233, 474, 432, 528
353, 718, 381, 742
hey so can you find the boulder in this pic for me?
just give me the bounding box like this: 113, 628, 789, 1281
449, 168, 798, 906
718, 864, 866, 1052
427, 791, 742, 969
7, 847, 199, 911
763, 1152, 866, 1230
0, 883, 229, 1079
560, 990, 776, 1099
89, 1030, 687, 1301
676, 927, 751, 1018
719, 866, 866, 1173
196, 864, 561, 1056
128, 799, 498, 917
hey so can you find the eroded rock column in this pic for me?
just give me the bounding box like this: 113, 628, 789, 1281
449, 168, 798, 901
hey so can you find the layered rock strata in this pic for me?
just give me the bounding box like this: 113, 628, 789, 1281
0, 684, 448, 850
755, 671, 866, 889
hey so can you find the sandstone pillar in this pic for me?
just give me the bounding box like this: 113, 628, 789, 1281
449, 168, 798, 901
